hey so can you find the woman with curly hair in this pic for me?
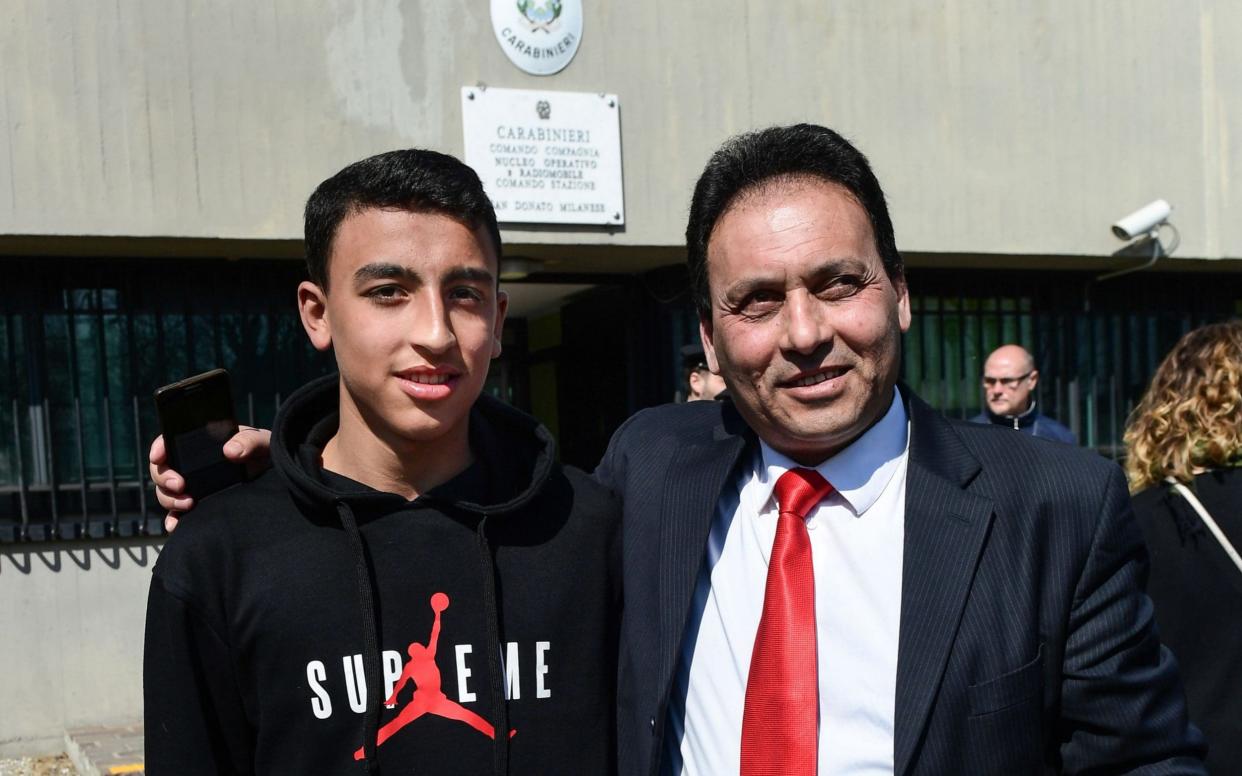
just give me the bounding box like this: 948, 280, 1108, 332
1124, 319, 1242, 773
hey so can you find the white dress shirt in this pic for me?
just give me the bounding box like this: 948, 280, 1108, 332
665, 389, 909, 775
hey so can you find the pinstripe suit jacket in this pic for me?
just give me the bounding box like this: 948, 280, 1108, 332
596, 387, 1206, 775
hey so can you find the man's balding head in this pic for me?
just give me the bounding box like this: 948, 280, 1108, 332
985, 345, 1034, 375
982, 345, 1038, 416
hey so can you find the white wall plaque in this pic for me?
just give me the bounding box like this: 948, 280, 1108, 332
461, 87, 624, 226
490, 0, 583, 76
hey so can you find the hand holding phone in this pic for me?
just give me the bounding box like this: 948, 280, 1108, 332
154, 369, 246, 501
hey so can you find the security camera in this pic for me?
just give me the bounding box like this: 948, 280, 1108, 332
1111, 199, 1172, 240
1098, 199, 1180, 283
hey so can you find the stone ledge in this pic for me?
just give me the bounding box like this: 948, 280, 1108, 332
64, 725, 142, 776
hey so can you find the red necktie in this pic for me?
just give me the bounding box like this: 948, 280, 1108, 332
740, 467, 833, 776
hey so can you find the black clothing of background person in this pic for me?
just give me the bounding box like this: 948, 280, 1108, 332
1131, 466, 1242, 774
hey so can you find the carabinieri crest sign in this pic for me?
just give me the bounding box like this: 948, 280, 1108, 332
517, 0, 562, 32
491, 0, 582, 76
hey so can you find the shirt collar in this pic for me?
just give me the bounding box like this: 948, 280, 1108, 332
985, 398, 1038, 425
751, 387, 909, 517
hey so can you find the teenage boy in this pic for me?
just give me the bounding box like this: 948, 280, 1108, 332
143, 150, 620, 775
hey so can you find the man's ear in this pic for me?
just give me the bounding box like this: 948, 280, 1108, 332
491, 290, 509, 359
699, 316, 721, 374
894, 274, 912, 333
298, 281, 332, 352
1028, 369, 1040, 390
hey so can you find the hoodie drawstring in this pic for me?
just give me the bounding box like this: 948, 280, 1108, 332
476, 515, 510, 776
338, 501, 383, 775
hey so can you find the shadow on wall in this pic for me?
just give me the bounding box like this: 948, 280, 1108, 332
0, 540, 162, 575
0, 537, 161, 746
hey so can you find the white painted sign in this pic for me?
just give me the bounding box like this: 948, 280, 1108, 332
490, 0, 583, 76
461, 87, 624, 226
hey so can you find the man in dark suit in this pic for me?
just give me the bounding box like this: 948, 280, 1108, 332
595, 125, 1204, 774
150, 125, 1205, 774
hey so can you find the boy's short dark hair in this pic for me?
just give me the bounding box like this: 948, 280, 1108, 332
303, 149, 503, 289
685, 124, 904, 318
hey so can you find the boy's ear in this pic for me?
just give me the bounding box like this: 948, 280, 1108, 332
298, 281, 332, 352
491, 290, 509, 359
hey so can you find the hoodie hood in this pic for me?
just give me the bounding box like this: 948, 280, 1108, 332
270, 373, 557, 519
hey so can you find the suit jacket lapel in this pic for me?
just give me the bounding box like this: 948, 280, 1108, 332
893, 391, 995, 776
655, 402, 752, 706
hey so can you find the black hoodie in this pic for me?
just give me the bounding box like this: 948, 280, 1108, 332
144, 375, 621, 775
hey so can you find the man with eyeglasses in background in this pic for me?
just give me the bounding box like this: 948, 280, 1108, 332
971, 344, 1076, 444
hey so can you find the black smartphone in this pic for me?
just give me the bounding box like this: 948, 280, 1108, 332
154, 368, 246, 500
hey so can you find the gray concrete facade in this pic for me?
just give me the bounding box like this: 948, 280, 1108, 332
2, 1, 1239, 265
0, 540, 158, 752
0, 0, 1239, 753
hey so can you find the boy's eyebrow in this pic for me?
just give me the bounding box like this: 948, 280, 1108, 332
443, 266, 495, 286
353, 262, 419, 285
351, 263, 495, 287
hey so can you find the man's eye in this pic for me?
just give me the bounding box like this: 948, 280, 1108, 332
820, 276, 864, 298
739, 291, 782, 315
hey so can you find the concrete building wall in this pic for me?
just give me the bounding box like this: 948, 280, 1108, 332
1, 1, 1239, 262
0, 540, 157, 752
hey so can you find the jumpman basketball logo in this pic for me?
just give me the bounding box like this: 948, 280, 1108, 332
354, 592, 515, 761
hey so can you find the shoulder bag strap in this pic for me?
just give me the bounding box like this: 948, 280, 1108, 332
1164, 476, 1242, 575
